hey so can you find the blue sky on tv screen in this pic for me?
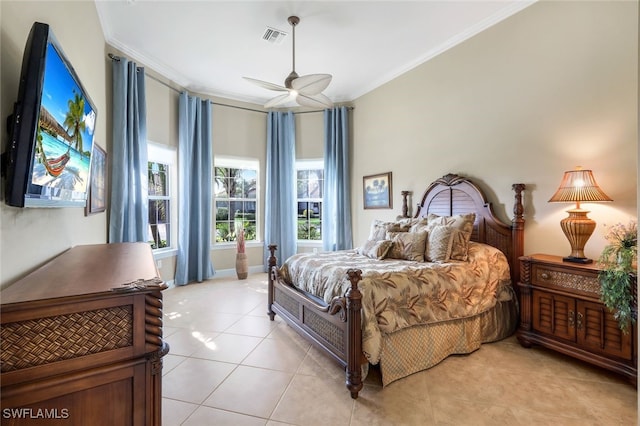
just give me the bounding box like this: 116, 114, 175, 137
40, 42, 96, 153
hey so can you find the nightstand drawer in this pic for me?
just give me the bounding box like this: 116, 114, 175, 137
531, 264, 601, 295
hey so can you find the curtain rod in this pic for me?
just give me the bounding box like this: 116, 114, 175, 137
108, 53, 353, 115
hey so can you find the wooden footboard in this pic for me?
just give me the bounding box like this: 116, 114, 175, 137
267, 245, 365, 399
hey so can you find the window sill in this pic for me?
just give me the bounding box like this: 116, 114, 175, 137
212, 241, 263, 250
296, 241, 323, 248
153, 247, 177, 259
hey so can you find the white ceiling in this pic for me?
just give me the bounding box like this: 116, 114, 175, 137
95, 1, 535, 107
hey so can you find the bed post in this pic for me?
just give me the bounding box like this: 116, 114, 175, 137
267, 244, 277, 321
511, 184, 525, 287
345, 268, 364, 399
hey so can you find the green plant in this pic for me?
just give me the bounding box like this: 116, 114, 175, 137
297, 220, 321, 240
216, 207, 229, 221
598, 220, 637, 333
216, 222, 231, 242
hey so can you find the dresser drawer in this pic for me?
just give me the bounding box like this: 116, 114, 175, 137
531, 263, 601, 296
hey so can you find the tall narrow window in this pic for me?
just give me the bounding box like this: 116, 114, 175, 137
147, 143, 176, 251
148, 161, 170, 249
296, 161, 324, 241
214, 158, 259, 243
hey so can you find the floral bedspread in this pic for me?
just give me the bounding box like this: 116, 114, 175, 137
278, 242, 512, 364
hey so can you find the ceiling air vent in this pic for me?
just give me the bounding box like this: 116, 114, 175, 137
262, 27, 287, 44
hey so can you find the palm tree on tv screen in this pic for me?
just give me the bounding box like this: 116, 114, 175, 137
63, 92, 86, 155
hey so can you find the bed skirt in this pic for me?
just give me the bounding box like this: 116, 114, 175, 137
378, 286, 519, 386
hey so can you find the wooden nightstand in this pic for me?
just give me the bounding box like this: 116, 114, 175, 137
517, 254, 637, 385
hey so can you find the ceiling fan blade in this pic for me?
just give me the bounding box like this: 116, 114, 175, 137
264, 92, 295, 108
243, 77, 287, 92
296, 92, 334, 108
291, 74, 332, 95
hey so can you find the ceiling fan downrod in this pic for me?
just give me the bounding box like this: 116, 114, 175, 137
284, 15, 300, 89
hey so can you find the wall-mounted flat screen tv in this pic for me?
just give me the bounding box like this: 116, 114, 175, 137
4, 22, 97, 208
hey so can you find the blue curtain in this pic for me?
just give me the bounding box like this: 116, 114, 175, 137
265, 111, 297, 269
322, 107, 353, 251
175, 92, 214, 285
109, 58, 148, 243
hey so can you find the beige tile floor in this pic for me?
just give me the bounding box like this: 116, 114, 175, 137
161, 273, 637, 425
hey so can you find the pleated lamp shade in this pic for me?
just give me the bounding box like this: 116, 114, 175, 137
548, 169, 613, 205
548, 168, 612, 263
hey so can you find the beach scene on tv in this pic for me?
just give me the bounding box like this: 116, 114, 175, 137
30, 42, 96, 200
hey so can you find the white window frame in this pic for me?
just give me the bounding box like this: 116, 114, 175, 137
147, 142, 177, 259
213, 156, 261, 249
296, 159, 324, 247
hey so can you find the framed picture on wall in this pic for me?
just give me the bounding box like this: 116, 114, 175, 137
86, 143, 107, 215
363, 172, 392, 209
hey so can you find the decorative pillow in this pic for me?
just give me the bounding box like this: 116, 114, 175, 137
368, 219, 411, 241
409, 217, 429, 233
385, 231, 427, 262
426, 225, 455, 262
425, 213, 475, 261
357, 239, 393, 260
449, 228, 472, 261
395, 217, 415, 227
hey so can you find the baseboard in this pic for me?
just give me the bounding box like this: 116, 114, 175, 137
213, 265, 266, 278
162, 265, 266, 288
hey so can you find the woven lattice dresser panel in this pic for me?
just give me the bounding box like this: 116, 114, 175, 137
1, 305, 133, 372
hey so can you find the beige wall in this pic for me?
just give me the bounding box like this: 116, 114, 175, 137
0, 1, 271, 286
1, 1, 637, 288
109, 52, 327, 279
296, 112, 324, 159
109, 50, 273, 280
352, 0, 638, 260
141, 71, 180, 281
1, 1, 108, 288
209, 99, 268, 274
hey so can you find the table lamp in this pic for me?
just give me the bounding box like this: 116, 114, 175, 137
548, 167, 612, 263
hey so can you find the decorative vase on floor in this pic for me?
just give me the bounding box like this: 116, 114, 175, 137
236, 253, 248, 280
235, 226, 248, 280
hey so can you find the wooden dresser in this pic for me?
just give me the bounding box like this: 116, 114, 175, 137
0, 243, 168, 425
517, 254, 637, 385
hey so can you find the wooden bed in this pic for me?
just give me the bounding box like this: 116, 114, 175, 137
267, 173, 525, 398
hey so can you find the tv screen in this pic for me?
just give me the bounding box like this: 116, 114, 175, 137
4, 22, 97, 208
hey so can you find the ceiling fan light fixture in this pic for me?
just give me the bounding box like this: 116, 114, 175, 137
244, 15, 333, 108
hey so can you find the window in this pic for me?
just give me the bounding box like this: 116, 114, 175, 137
147, 143, 176, 251
214, 158, 258, 243
296, 160, 324, 241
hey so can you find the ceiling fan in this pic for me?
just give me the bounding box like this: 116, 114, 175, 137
244, 16, 334, 109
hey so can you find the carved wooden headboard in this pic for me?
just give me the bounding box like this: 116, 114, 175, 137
411, 174, 525, 286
